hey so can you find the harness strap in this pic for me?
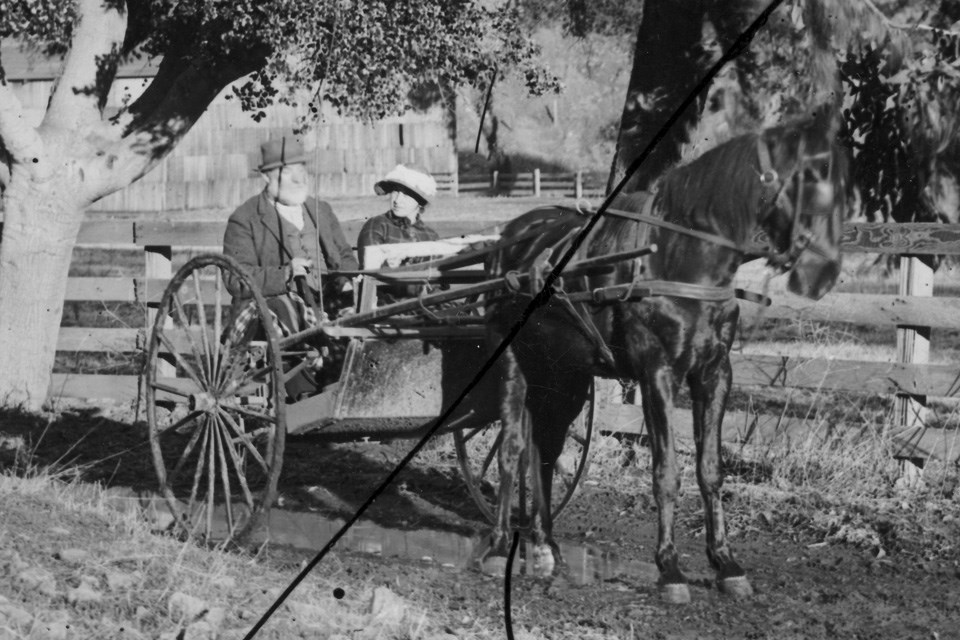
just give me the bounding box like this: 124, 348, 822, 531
601, 204, 743, 252
566, 280, 738, 304
553, 294, 618, 370
528, 248, 554, 295
735, 288, 772, 306
756, 135, 781, 193
544, 280, 764, 369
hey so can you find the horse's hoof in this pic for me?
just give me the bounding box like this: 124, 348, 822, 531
719, 576, 753, 598
481, 556, 508, 577
529, 545, 555, 577
659, 582, 691, 604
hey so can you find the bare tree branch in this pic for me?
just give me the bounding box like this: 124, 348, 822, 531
89, 54, 261, 198
43, 0, 127, 131
121, 0, 158, 56
101, 48, 193, 142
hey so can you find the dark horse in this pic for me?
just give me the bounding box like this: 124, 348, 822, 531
483, 112, 848, 603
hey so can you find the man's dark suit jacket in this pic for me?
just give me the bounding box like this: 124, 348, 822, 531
223, 191, 359, 300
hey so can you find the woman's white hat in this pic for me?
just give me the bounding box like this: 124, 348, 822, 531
374, 164, 437, 205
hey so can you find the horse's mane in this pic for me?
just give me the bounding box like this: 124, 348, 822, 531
496, 114, 842, 276
655, 114, 839, 243
587, 114, 841, 264
655, 133, 768, 244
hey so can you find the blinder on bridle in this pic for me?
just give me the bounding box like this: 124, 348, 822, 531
755, 135, 835, 273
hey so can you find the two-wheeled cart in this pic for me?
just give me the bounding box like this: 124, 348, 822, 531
145, 232, 615, 544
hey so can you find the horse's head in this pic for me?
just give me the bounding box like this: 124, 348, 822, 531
756, 116, 848, 300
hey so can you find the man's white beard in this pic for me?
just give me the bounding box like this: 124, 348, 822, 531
271, 183, 308, 206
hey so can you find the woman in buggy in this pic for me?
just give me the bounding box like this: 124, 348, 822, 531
357, 163, 443, 305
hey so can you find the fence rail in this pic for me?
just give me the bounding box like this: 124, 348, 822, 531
50, 218, 960, 462
433, 170, 608, 198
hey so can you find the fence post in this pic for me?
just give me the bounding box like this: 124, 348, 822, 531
575, 171, 583, 199
452, 172, 460, 198
491, 170, 499, 192
533, 168, 541, 197
894, 255, 932, 480
146, 245, 176, 379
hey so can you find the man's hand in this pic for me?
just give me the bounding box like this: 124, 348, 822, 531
287, 257, 314, 280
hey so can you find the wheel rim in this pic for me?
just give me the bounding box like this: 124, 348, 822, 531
146, 254, 287, 545
454, 379, 595, 525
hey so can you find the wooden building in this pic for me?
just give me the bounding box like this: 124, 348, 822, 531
2, 43, 457, 213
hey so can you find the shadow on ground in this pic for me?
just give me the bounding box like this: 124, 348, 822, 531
0, 406, 487, 537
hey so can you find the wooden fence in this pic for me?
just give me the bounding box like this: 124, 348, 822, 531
454, 170, 608, 198
52, 219, 960, 462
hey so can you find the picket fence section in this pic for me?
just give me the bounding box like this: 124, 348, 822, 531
52, 219, 960, 461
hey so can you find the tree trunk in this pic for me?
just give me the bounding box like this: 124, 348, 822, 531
0, 163, 85, 410
607, 0, 763, 194
0, 0, 254, 412
607, 1, 708, 193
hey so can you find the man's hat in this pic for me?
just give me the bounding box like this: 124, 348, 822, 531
374, 164, 437, 205
259, 138, 310, 172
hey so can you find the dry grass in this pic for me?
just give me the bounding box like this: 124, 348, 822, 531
0, 462, 516, 640
572, 408, 960, 562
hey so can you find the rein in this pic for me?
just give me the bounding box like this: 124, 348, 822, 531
563, 133, 838, 314
496, 131, 839, 345
600, 202, 743, 252
595, 135, 835, 271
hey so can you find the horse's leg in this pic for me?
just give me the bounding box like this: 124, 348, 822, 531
525, 373, 591, 577
688, 354, 753, 598
481, 344, 528, 575
639, 360, 689, 604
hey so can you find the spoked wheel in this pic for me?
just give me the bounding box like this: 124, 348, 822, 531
454, 380, 595, 526
146, 254, 287, 545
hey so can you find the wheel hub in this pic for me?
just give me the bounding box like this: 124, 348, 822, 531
189, 391, 219, 413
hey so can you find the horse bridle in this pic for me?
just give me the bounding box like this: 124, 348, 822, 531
755, 134, 836, 273
592, 134, 838, 273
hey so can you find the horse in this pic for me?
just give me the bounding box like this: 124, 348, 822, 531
481, 111, 849, 603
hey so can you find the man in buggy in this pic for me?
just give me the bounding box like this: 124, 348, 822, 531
223, 137, 360, 399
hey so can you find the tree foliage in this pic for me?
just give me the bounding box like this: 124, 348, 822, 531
834, 1, 960, 222
0, 0, 560, 127
516, 0, 645, 38
566, 0, 960, 222
717, 0, 960, 223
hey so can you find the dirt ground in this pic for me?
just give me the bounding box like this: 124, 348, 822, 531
271, 440, 960, 640
2, 405, 959, 639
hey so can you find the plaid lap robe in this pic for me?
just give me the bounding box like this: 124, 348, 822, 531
225, 291, 321, 343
